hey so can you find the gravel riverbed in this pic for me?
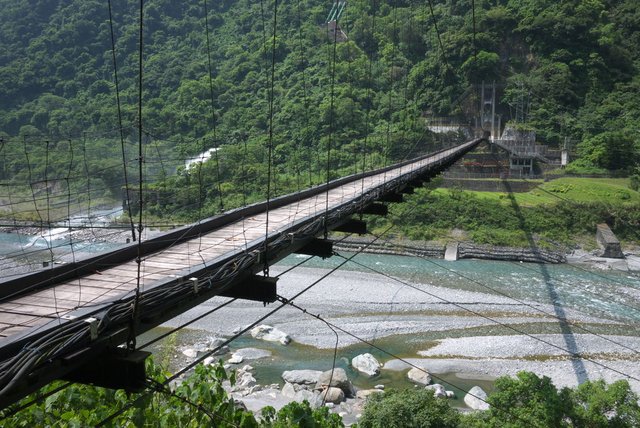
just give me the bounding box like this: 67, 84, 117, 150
163, 262, 640, 395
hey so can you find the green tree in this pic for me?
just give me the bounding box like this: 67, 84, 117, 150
577, 131, 639, 171
567, 379, 640, 427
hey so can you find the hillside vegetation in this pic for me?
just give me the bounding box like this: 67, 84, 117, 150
0, 0, 638, 222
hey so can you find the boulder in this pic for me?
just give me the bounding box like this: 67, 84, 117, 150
207, 338, 230, 355
425, 384, 447, 398
464, 386, 490, 410
227, 354, 244, 364
351, 353, 382, 376
316, 368, 355, 397
446, 390, 455, 399
181, 338, 229, 359
232, 348, 272, 360
282, 369, 323, 385
356, 389, 384, 399
374, 384, 385, 390
233, 372, 256, 391
407, 367, 432, 385
181, 348, 197, 358
281, 382, 296, 399
250, 325, 291, 345
320, 387, 345, 404
294, 389, 323, 408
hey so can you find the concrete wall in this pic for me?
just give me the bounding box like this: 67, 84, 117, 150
596, 223, 624, 258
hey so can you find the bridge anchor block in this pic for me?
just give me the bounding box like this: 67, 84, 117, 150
378, 193, 403, 203
63, 348, 150, 392
219, 275, 278, 303
295, 238, 333, 258
333, 218, 367, 235
361, 203, 388, 216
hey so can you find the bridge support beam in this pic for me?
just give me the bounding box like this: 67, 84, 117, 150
379, 193, 403, 203
294, 238, 333, 258
219, 275, 278, 303
401, 186, 415, 195
333, 218, 367, 235
63, 348, 150, 392
361, 203, 388, 216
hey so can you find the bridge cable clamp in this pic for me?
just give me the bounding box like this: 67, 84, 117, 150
84, 317, 99, 340
190, 277, 200, 294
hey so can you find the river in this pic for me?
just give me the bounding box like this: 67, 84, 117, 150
143, 251, 640, 407
0, 206, 128, 277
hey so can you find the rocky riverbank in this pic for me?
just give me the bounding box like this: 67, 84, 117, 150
333, 235, 640, 269
177, 331, 491, 425
332, 235, 567, 264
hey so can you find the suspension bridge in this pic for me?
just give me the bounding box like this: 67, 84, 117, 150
2, 0, 639, 422
0, 138, 482, 408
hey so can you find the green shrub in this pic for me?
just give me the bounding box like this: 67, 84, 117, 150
261, 401, 343, 428
630, 174, 640, 191
565, 159, 608, 175
357, 389, 460, 428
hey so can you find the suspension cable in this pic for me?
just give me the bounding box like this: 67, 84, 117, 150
128, 0, 144, 351
324, 0, 340, 238
108, 0, 137, 242
203, 0, 224, 213
263, 0, 279, 276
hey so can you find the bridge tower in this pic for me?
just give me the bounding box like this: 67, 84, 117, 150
326, 1, 348, 42
479, 81, 497, 140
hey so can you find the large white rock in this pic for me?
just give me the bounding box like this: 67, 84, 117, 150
250, 325, 291, 345
316, 368, 355, 397
356, 389, 384, 399
464, 386, 490, 410
207, 338, 230, 355
232, 348, 272, 360
181, 338, 229, 359
182, 348, 197, 358
233, 372, 257, 391
281, 382, 297, 399
282, 370, 323, 385
407, 367, 432, 385
425, 383, 447, 398
227, 354, 244, 364
294, 389, 323, 408
320, 387, 345, 404
351, 353, 382, 376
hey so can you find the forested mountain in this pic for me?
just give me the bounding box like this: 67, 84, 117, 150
0, 0, 638, 219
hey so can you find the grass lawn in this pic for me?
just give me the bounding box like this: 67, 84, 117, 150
436, 177, 640, 207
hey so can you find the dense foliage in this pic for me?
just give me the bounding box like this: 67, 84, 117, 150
0, 359, 340, 427
6, 363, 638, 427
1, 0, 639, 222
360, 372, 640, 428
462, 372, 640, 428
357, 388, 461, 428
